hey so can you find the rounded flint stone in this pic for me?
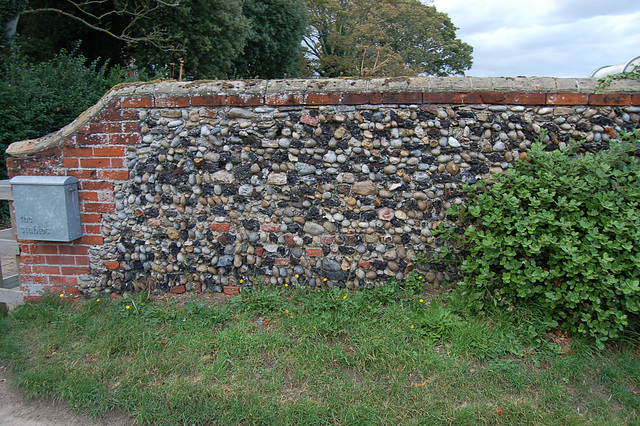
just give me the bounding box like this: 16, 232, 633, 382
352, 181, 377, 195
295, 163, 317, 175
228, 108, 253, 119
217, 255, 234, 267
238, 184, 254, 197
322, 258, 341, 272
323, 271, 346, 280
378, 207, 394, 221
303, 222, 325, 235
447, 137, 461, 147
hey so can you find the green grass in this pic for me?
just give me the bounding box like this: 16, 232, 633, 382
0, 284, 638, 425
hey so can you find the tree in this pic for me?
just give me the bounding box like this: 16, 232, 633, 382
9, 0, 308, 80
304, 0, 473, 77
131, 0, 251, 79
137, 0, 308, 80
0, 0, 27, 63
5, 0, 179, 49
5, 0, 184, 69
1, 0, 27, 38
232, 0, 307, 79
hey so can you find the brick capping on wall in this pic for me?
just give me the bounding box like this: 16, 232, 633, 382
5, 77, 640, 299
7, 77, 640, 158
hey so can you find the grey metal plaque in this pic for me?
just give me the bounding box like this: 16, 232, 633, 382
10, 176, 82, 242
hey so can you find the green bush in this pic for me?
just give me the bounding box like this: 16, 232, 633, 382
450, 131, 640, 347
2, 51, 113, 155
0, 48, 157, 177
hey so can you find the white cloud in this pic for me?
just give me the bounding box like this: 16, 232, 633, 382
432, 0, 640, 77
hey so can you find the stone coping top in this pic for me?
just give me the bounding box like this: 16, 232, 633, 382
114, 76, 640, 96
6, 77, 640, 158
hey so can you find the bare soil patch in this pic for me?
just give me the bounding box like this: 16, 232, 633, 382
0, 364, 132, 426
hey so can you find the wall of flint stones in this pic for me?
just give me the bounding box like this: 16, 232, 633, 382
6, 77, 640, 298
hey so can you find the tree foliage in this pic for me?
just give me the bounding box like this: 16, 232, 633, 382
131, 0, 251, 79
9, 0, 179, 49
135, 0, 307, 79
304, 0, 473, 77
232, 0, 307, 79
12, 6, 130, 66
5, 0, 471, 79
8, 0, 308, 80
0, 0, 26, 61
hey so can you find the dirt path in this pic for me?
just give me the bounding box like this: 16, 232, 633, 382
0, 365, 132, 426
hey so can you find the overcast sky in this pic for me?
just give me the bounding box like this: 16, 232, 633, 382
431, 0, 640, 77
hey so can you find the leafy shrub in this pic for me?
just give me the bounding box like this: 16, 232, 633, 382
450, 131, 640, 347
0, 48, 156, 177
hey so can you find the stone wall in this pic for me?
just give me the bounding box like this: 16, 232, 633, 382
6, 77, 640, 298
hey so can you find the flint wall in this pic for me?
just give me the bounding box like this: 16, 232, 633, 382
6, 77, 640, 297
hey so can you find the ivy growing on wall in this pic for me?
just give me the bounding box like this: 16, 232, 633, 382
596, 65, 640, 93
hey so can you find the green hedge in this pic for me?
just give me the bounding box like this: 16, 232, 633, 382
449, 131, 640, 347
1, 51, 117, 162
0, 49, 151, 178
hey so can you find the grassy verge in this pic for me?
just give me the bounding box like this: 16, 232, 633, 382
0, 283, 638, 425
